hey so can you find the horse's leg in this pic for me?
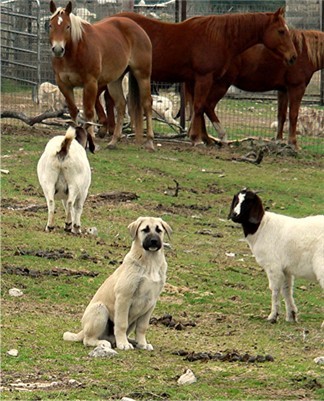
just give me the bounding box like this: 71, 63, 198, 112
136, 75, 154, 151
276, 90, 288, 141
106, 79, 126, 149
55, 76, 78, 120
95, 87, 109, 138
82, 80, 99, 139
287, 87, 304, 150
188, 74, 215, 146
102, 88, 116, 137
204, 78, 229, 141
127, 71, 144, 148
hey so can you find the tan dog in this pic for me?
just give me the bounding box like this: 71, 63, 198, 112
63, 217, 172, 350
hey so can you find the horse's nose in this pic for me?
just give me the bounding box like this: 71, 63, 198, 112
51, 45, 65, 58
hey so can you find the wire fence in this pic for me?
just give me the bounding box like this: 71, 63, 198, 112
1, 0, 323, 154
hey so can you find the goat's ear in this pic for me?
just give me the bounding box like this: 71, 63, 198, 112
248, 195, 264, 224
87, 134, 96, 154
128, 217, 144, 240
50, 1, 56, 13
161, 220, 172, 239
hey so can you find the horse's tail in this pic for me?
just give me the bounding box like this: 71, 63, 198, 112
128, 71, 143, 135
56, 127, 75, 160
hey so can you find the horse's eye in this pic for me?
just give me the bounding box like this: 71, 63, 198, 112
278, 29, 286, 36
66, 24, 71, 30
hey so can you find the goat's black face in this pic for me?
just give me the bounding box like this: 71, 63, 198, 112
141, 224, 163, 252
228, 190, 258, 223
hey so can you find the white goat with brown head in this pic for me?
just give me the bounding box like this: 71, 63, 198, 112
37, 125, 95, 234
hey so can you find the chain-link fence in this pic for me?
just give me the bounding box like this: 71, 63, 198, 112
1, 0, 323, 153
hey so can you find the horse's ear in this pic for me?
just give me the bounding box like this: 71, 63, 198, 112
50, 1, 56, 14
65, 1, 72, 15
275, 7, 285, 18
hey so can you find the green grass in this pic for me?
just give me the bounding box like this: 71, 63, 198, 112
1, 124, 323, 400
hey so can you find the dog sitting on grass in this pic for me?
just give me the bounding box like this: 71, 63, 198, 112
63, 217, 172, 350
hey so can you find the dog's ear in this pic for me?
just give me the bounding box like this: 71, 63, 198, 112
161, 220, 172, 240
128, 217, 144, 240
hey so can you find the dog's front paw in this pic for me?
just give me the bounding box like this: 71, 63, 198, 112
137, 343, 154, 351
117, 341, 134, 350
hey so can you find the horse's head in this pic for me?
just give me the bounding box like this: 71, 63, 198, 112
263, 7, 297, 66
49, 1, 83, 58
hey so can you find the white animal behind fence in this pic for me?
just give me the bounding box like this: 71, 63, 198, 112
152, 94, 180, 127
37, 82, 66, 111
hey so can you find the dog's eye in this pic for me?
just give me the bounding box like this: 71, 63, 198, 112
155, 226, 162, 234
142, 225, 150, 233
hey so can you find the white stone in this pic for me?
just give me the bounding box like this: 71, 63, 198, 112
9, 288, 23, 297
177, 369, 197, 385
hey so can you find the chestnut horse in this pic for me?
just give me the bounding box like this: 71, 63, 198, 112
107, 9, 296, 145
49, 1, 154, 150
202, 29, 324, 149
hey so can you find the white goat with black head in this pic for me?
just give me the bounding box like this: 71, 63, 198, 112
228, 189, 324, 323
37, 124, 95, 234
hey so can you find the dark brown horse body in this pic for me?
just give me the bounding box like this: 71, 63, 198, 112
112, 9, 296, 145
49, 1, 154, 150
204, 29, 324, 149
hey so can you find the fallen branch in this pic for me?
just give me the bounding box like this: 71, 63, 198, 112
1, 109, 68, 126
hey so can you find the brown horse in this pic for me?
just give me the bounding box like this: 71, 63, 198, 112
109, 9, 297, 145
49, 1, 154, 150
202, 29, 324, 149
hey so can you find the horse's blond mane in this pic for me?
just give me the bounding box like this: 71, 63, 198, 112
50, 7, 90, 43
291, 29, 324, 69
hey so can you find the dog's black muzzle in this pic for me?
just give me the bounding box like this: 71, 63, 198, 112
143, 234, 162, 252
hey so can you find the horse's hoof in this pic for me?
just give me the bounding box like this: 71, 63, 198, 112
106, 141, 117, 150
97, 128, 107, 138
144, 140, 155, 152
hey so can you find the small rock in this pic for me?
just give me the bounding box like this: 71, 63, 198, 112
314, 356, 324, 365
177, 369, 197, 385
86, 227, 98, 236
7, 349, 19, 357
88, 343, 118, 358
121, 398, 137, 401
225, 252, 235, 257
9, 288, 23, 297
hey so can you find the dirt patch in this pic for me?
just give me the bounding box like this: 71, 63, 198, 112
173, 349, 274, 363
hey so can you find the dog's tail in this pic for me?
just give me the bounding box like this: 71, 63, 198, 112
63, 330, 84, 342
56, 127, 75, 161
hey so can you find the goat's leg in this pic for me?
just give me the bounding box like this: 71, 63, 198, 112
71, 197, 84, 235
266, 270, 284, 323
62, 199, 73, 232
281, 273, 298, 322
45, 193, 56, 232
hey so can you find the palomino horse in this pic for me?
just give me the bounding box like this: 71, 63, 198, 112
49, 1, 154, 150
107, 9, 296, 146
201, 29, 324, 149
